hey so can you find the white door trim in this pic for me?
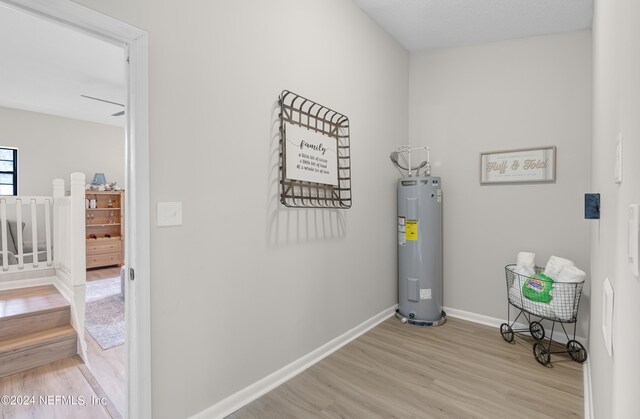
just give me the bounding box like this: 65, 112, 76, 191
0, 1, 152, 418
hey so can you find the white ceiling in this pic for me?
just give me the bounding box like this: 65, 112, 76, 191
0, 2, 593, 127
354, 0, 594, 51
0, 5, 125, 127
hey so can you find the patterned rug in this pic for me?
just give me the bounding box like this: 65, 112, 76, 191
85, 277, 125, 350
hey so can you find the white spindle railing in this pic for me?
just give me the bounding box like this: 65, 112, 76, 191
0, 195, 54, 273
0, 173, 85, 276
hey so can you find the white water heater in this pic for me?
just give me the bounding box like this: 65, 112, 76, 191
392, 146, 445, 326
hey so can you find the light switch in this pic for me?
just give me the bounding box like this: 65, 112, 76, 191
157, 202, 183, 227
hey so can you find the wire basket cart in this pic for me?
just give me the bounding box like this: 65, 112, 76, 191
500, 264, 587, 366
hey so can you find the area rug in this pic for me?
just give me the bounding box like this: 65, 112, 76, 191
85, 277, 125, 350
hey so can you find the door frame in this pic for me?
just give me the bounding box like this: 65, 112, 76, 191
0, 1, 152, 418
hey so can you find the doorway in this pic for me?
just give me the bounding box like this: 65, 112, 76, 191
0, 1, 150, 417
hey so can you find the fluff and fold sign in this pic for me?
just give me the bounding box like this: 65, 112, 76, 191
285, 123, 339, 186
480, 147, 556, 183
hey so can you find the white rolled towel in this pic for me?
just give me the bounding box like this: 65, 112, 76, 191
549, 266, 584, 321
516, 252, 536, 269
511, 252, 536, 298
544, 256, 575, 279
556, 265, 586, 283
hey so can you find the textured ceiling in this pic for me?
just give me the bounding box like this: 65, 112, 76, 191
0, 5, 125, 127
353, 0, 594, 51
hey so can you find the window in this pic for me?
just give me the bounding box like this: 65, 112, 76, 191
0, 147, 17, 196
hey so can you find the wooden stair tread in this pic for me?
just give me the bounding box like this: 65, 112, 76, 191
0, 285, 69, 320
0, 325, 76, 356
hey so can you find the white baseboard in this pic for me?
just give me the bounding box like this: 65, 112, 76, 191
190, 305, 398, 419
443, 306, 586, 345
444, 306, 505, 328
583, 359, 593, 419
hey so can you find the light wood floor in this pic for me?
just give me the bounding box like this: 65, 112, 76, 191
0, 356, 111, 419
230, 317, 583, 419
87, 266, 122, 282
85, 267, 126, 417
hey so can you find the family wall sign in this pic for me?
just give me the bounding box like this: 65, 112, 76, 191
279, 90, 352, 208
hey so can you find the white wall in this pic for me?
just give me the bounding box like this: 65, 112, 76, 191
72, 1, 408, 418
409, 31, 592, 338
0, 106, 124, 195
590, 0, 640, 417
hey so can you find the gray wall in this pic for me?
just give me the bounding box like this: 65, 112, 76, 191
408, 31, 593, 338
590, 0, 640, 417
0, 106, 124, 195
72, 1, 409, 418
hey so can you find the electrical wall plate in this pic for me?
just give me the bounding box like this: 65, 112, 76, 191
157, 202, 183, 227
585, 193, 601, 219
629, 204, 639, 277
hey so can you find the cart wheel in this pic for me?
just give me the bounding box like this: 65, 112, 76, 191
500, 323, 514, 343
529, 321, 545, 341
533, 342, 551, 366
567, 340, 588, 363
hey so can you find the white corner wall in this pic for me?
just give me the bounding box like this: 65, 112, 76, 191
409, 31, 593, 338
590, 0, 640, 417
0, 106, 124, 195
72, 1, 408, 418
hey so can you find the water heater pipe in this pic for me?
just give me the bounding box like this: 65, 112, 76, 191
396, 145, 430, 177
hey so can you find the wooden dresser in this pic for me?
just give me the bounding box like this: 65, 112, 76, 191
85, 191, 124, 269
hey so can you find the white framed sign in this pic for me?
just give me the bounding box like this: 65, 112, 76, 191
284, 122, 338, 186
480, 146, 556, 184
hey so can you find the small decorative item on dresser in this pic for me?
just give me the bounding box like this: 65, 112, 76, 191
92, 173, 106, 185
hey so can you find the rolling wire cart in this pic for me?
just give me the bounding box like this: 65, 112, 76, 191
500, 264, 588, 366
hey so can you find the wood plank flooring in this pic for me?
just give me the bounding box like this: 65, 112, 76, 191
85, 267, 126, 417
0, 356, 111, 419
230, 317, 583, 419
87, 266, 122, 282
85, 327, 125, 417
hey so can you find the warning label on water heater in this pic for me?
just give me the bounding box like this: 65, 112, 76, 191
406, 220, 418, 241
420, 289, 432, 300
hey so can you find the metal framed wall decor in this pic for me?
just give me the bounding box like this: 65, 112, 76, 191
480, 146, 556, 184
279, 90, 352, 208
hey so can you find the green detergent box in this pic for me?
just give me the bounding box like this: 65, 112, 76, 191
522, 273, 554, 303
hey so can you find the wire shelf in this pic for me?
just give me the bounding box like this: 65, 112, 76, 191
279, 90, 351, 209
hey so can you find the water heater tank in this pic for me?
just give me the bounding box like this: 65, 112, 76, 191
397, 176, 446, 326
